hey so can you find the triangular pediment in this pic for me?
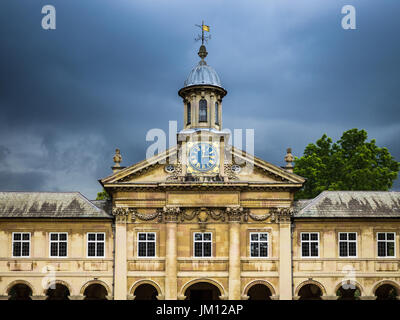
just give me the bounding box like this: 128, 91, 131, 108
100, 145, 305, 187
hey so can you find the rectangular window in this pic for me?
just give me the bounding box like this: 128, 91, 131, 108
301, 232, 319, 257
250, 232, 268, 257
377, 232, 396, 257
137, 232, 156, 257
215, 102, 219, 125
193, 232, 212, 257
338, 232, 357, 257
49, 232, 68, 257
12, 232, 31, 257
187, 103, 191, 125
87, 233, 105, 257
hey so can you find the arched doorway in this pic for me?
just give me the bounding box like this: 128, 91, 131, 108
185, 282, 221, 300
83, 284, 108, 300
134, 284, 158, 300
247, 284, 272, 300
8, 283, 32, 300
298, 284, 322, 300
375, 284, 398, 300
46, 284, 70, 300
336, 284, 361, 300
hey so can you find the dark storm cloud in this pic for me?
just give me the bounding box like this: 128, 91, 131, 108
0, 0, 399, 197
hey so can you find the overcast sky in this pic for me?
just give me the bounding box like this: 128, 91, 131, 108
0, 0, 399, 199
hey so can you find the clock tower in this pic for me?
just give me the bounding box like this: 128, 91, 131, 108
177, 32, 230, 180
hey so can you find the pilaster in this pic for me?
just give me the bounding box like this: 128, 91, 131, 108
164, 206, 179, 300
113, 207, 129, 300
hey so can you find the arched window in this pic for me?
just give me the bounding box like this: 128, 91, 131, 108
215, 102, 219, 125
187, 102, 191, 125
199, 99, 207, 123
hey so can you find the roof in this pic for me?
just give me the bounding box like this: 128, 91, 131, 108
0, 192, 112, 219
184, 60, 222, 88
294, 191, 400, 218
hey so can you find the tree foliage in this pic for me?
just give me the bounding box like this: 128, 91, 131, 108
96, 188, 110, 200
294, 129, 400, 199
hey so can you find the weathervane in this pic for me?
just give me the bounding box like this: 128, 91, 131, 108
195, 20, 211, 45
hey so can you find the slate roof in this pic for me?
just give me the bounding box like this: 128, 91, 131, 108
0, 192, 112, 219
294, 191, 400, 218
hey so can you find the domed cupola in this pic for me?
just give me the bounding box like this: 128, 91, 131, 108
183, 45, 222, 88
179, 44, 227, 131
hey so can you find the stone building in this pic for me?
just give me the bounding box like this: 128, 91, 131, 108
0, 44, 399, 300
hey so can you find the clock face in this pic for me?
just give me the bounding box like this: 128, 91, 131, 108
188, 143, 219, 172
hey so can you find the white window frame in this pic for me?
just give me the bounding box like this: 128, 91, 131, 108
137, 232, 156, 258
12, 232, 31, 258
86, 232, 106, 258
193, 232, 212, 258
49, 232, 68, 258
300, 232, 320, 258
249, 232, 269, 258
376, 232, 396, 258
338, 232, 358, 258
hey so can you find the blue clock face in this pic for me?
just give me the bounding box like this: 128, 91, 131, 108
188, 143, 218, 172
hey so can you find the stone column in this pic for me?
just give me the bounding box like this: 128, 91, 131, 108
164, 207, 179, 300
277, 208, 293, 300
113, 207, 129, 300
227, 207, 242, 300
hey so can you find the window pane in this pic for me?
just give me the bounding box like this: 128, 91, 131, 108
59, 234, 67, 241
310, 242, 318, 256
59, 242, 67, 257
339, 242, 348, 257
50, 242, 58, 256
260, 233, 268, 241
302, 233, 309, 241
387, 233, 395, 241
187, 103, 191, 124
138, 242, 146, 257
339, 233, 347, 241
194, 242, 202, 257
88, 243, 96, 256
138, 233, 146, 241
14, 233, 21, 241
97, 243, 104, 257
22, 233, 30, 240
97, 233, 105, 241
387, 242, 395, 257
203, 233, 211, 241
310, 233, 318, 241
22, 242, 30, 256
50, 234, 58, 241
377, 242, 386, 257
147, 233, 155, 241
88, 233, 96, 241
215, 102, 219, 124
260, 242, 268, 257
377, 233, 385, 241
13, 242, 21, 257
203, 243, 212, 257
194, 233, 202, 241
251, 243, 259, 257
199, 99, 207, 122
147, 243, 155, 257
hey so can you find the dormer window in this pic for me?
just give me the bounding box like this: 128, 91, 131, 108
215, 102, 219, 125
199, 99, 207, 122
187, 102, 191, 125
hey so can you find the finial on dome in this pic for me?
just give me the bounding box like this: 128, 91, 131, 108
198, 44, 208, 60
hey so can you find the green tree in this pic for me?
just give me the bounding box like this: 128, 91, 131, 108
294, 129, 400, 199
96, 188, 110, 200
